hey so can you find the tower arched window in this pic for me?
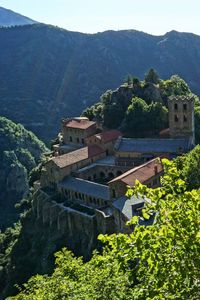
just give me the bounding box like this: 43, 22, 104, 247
174, 114, 179, 122
183, 115, 187, 122
183, 103, 187, 111
174, 103, 178, 110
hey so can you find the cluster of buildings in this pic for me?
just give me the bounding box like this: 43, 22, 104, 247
40, 95, 194, 233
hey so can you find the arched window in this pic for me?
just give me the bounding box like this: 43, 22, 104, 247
183, 103, 187, 111
116, 170, 122, 177
174, 114, 179, 122
108, 172, 114, 180
100, 171, 105, 178
183, 115, 187, 122
174, 103, 178, 110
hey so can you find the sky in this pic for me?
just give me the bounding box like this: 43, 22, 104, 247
0, 0, 200, 35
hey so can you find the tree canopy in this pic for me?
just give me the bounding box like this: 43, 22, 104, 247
144, 68, 160, 84
124, 97, 168, 137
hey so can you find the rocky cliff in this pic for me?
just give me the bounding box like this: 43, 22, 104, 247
0, 117, 47, 229
0, 188, 115, 298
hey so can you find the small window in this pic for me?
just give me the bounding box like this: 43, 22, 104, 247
81, 138, 84, 144
183, 103, 187, 111
174, 103, 178, 110
70, 136, 73, 142
174, 114, 179, 122
112, 189, 116, 198
77, 137, 80, 143
183, 115, 187, 122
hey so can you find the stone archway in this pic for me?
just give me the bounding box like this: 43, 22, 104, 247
116, 170, 122, 177
100, 171, 105, 178
108, 172, 114, 180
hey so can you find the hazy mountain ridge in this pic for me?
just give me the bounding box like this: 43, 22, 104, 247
0, 24, 200, 141
0, 7, 37, 27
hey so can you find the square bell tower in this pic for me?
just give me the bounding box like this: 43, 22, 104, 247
168, 95, 195, 145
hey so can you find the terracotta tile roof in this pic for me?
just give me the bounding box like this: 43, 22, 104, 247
52, 145, 105, 168
109, 158, 163, 186
64, 118, 96, 130
95, 130, 122, 143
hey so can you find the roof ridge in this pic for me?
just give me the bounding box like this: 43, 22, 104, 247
108, 157, 161, 183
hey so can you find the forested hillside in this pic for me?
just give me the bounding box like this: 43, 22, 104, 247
1, 24, 200, 140
83, 72, 200, 142
0, 117, 47, 229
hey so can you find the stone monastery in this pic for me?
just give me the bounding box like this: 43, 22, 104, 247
38, 95, 195, 234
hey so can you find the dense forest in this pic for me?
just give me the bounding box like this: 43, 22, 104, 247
5, 155, 200, 300
82, 71, 200, 143
0, 117, 47, 229
1, 24, 200, 140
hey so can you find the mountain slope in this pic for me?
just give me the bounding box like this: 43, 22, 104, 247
0, 7, 37, 27
0, 25, 200, 140
0, 116, 47, 229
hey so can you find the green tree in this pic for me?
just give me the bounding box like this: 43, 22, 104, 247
102, 102, 124, 128
132, 77, 140, 86
124, 97, 148, 136
195, 106, 200, 144
159, 75, 191, 97
144, 68, 160, 84
147, 102, 168, 134
178, 145, 200, 190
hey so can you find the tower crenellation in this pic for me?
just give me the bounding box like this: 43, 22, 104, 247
168, 95, 195, 145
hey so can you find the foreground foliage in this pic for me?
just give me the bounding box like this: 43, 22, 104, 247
11, 160, 200, 299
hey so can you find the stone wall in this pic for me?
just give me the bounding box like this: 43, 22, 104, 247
168, 96, 194, 141
62, 122, 96, 145
32, 189, 116, 258
40, 151, 106, 188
